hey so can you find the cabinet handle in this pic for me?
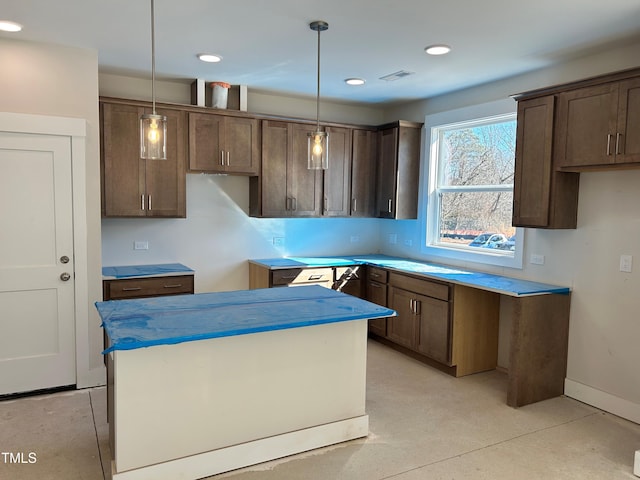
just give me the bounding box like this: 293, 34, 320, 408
141, 194, 145, 211
220, 150, 225, 166
607, 134, 613, 156
148, 194, 152, 211
352, 198, 357, 212
122, 287, 142, 292
226, 151, 230, 166
414, 300, 421, 315
324, 197, 328, 212
388, 199, 393, 213
369, 282, 382, 289
163, 284, 183, 288
409, 298, 414, 313
308, 275, 323, 281
370, 272, 380, 278
292, 197, 297, 211
616, 133, 622, 155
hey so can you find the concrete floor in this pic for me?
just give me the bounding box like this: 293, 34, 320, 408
1, 340, 639, 480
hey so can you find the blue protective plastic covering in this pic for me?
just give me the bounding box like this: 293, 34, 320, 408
102, 263, 194, 279
250, 255, 570, 297
96, 285, 396, 354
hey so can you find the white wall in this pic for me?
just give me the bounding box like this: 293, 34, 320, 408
382, 40, 640, 422
0, 38, 104, 387
99, 73, 383, 293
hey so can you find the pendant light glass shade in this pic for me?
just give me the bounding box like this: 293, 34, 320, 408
308, 130, 328, 170
140, 0, 167, 160
308, 21, 329, 170
140, 113, 167, 159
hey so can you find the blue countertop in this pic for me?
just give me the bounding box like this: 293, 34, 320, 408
249, 255, 570, 297
102, 263, 194, 279
96, 285, 395, 353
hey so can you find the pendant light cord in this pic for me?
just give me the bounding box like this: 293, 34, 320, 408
150, 0, 157, 115
315, 27, 321, 131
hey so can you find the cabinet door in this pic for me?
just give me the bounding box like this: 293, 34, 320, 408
144, 107, 186, 217
414, 293, 451, 365
366, 279, 387, 336
555, 83, 618, 168
387, 286, 415, 349
260, 120, 290, 217
289, 123, 322, 216
351, 129, 377, 217
225, 116, 259, 175
513, 97, 579, 229
101, 102, 146, 217
616, 77, 640, 165
376, 127, 398, 218
323, 127, 352, 216
188, 112, 224, 172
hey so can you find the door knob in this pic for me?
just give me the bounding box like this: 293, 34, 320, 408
60, 255, 70, 264
60, 272, 71, 281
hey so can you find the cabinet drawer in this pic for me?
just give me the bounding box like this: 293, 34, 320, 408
388, 272, 449, 301
104, 275, 194, 300
367, 266, 388, 283
271, 267, 334, 286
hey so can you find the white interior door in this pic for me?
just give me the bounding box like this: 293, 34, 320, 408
0, 132, 76, 395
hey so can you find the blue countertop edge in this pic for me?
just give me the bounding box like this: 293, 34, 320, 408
102, 263, 194, 279
97, 285, 396, 354
249, 255, 571, 297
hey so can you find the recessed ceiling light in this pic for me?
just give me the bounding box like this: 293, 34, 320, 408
0, 20, 23, 32
198, 53, 222, 63
345, 78, 366, 86
425, 44, 451, 56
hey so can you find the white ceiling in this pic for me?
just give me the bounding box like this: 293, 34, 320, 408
3, 0, 640, 105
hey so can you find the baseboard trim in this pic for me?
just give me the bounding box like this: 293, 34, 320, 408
564, 378, 640, 424
112, 415, 369, 480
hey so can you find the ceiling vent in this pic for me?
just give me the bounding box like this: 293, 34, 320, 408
379, 70, 415, 82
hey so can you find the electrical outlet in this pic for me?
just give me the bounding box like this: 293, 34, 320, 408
530, 254, 545, 265
388, 234, 397, 244
134, 241, 149, 250
620, 254, 633, 273
273, 237, 285, 247
350, 235, 360, 243
404, 239, 413, 247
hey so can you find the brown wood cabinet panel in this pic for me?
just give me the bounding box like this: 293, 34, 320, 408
334, 266, 363, 297
387, 286, 416, 349
415, 293, 451, 365
145, 107, 187, 217
259, 120, 290, 216
555, 83, 618, 169
323, 126, 352, 216
289, 123, 322, 216
366, 269, 388, 337
616, 77, 640, 165
101, 102, 145, 217
376, 121, 422, 219
256, 121, 322, 217
189, 113, 259, 175
103, 275, 194, 300
388, 272, 449, 301
512, 96, 579, 228
350, 129, 377, 217
100, 101, 186, 218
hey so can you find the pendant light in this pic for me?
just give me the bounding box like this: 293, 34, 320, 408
140, 0, 167, 160
308, 20, 329, 170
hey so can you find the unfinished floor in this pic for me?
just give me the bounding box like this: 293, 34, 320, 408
1, 339, 639, 480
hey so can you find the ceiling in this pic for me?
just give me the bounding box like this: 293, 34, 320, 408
3, 0, 640, 105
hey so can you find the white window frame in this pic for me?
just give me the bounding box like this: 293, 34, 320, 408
419, 99, 523, 269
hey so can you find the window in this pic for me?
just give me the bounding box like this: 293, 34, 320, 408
422, 100, 522, 269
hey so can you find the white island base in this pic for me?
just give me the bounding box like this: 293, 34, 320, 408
108, 319, 369, 480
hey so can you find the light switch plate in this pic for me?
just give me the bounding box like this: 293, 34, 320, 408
620, 254, 633, 273
530, 253, 545, 265
273, 237, 285, 247
134, 241, 149, 250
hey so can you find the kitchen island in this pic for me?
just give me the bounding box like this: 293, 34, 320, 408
96, 285, 395, 480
